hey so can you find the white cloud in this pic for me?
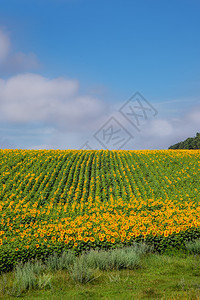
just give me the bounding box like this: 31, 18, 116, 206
126, 103, 200, 150
146, 119, 174, 137
0, 73, 107, 131
0, 29, 39, 72
1, 29, 199, 150
187, 106, 200, 125
1, 82, 199, 149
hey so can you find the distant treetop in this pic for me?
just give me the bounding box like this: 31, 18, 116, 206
169, 132, 200, 149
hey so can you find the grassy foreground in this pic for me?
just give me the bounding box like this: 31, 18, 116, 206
1, 254, 200, 299
1, 244, 200, 299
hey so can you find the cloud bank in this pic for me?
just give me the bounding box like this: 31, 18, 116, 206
0, 29, 39, 73
0, 73, 107, 131
0, 28, 199, 150
127, 103, 200, 150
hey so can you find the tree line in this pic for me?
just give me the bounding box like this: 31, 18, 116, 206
169, 132, 200, 149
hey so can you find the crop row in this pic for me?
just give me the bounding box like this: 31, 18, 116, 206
0, 149, 200, 271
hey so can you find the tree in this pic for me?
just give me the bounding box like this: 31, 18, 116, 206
169, 132, 200, 149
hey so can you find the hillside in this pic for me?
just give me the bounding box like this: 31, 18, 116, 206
169, 132, 200, 149
0, 149, 200, 271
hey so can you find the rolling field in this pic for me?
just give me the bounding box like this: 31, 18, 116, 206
0, 149, 200, 272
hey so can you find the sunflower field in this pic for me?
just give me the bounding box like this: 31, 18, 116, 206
0, 149, 200, 272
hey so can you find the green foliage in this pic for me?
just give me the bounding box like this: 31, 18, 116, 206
108, 247, 141, 270
84, 245, 143, 271
0, 249, 200, 298
83, 249, 111, 270
45, 250, 76, 271
1, 260, 51, 296
11, 260, 47, 296
132, 241, 153, 256
185, 239, 200, 254
68, 255, 95, 284
37, 273, 52, 290
169, 132, 200, 149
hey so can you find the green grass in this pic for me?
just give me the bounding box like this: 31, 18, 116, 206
186, 239, 200, 255
1, 251, 200, 299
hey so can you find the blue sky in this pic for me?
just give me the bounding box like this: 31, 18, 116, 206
0, 0, 200, 150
